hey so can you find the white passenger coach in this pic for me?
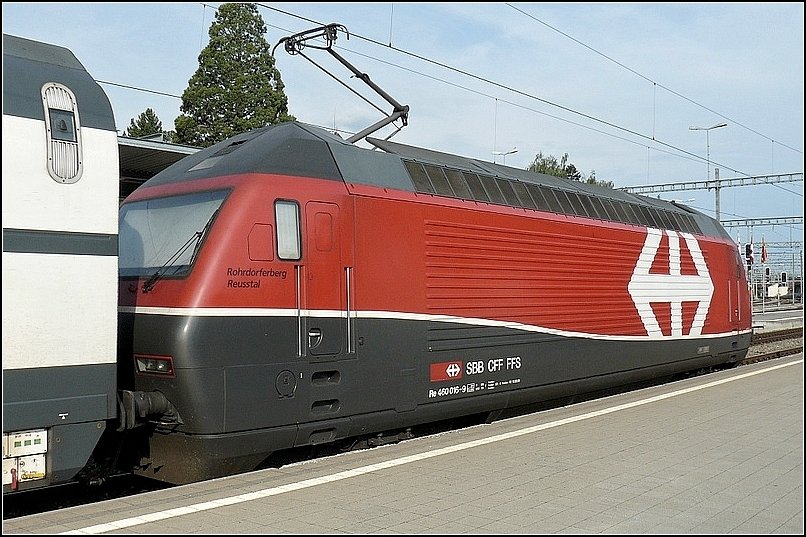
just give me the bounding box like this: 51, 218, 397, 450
2, 34, 119, 493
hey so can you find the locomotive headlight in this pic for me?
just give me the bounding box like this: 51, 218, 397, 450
135, 355, 175, 376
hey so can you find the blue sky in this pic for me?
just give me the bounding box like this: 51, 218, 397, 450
3, 2, 803, 250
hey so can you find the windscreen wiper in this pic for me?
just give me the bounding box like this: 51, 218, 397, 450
142, 210, 219, 293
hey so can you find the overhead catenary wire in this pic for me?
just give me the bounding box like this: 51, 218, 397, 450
252, 3, 800, 233
101, 2, 801, 206
505, 3, 802, 157
256, 2, 802, 181
503, 2, 803, 200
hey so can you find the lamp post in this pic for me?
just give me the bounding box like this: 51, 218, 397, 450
492, 147, 517, 165
689, 122, 727, 220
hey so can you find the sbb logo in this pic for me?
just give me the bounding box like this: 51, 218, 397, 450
628, 228, 713, 337
429, 361, 463, 382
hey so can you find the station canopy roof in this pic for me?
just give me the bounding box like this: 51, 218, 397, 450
117, 135, 199, 197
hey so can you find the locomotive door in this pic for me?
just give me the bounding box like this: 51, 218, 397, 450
303, 201, 345, 357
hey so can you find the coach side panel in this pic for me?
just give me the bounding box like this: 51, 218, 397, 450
2, 36, 119, 491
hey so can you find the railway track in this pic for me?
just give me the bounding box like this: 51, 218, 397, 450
743, 347, 803, 365
751, 327, 803, 345
743, 327, 803, 364
3, 327, 802, 520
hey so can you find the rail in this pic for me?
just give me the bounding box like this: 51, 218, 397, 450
751, 327, 803, 345
743, 327, 803, 365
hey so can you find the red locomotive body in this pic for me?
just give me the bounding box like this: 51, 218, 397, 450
118, 122, 751, 484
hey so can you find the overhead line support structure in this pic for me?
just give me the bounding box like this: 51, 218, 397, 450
620, 172, 803, 195
619, 172, 803, 224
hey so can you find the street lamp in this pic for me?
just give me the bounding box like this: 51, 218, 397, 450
689, 122, 727, 219
492, 147, 517, 164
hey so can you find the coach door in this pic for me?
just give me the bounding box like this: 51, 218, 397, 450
302, 201, 345, 357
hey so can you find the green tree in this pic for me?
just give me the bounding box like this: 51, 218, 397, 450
527, 150, 612, 188
124, 108, 163, 138
564, 163, 582, 182
585, 170, 614, 189
527, 151, 568, 177
174, 2, 294, 147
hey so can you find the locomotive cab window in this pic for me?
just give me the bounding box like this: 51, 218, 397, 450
275, 200, 301, 260
119, 190, 228, 278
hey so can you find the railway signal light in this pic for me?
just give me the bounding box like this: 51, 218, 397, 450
781, 271, 788, 283
745, 243, 754, 268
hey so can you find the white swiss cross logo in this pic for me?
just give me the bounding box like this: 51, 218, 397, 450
445, 363, 461, 378
628, 228, 714, 337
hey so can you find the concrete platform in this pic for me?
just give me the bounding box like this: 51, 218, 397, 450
752, 305, 803, 332
4, 354, 803, 535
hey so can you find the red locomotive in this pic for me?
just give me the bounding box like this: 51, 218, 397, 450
117, 120, 752, 485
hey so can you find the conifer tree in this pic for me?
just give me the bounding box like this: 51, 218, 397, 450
174, 2, 294, 147
125, 108, 163, 138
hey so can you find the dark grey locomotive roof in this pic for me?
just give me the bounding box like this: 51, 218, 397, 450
2, 34, 115, 131
145, 122, 344, 186
144, 121, 729, 239
368, 136, 655, 205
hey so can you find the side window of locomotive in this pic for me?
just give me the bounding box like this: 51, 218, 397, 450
275, 200, 301, 260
